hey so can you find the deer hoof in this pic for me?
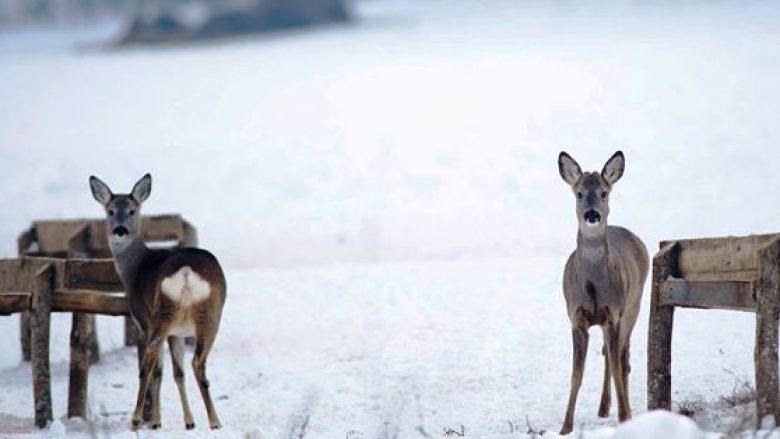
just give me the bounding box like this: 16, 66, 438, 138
559, 425, 573, 436
186, 423, 195, 430
210, 422, 222, 430
598, 404, 610, 418
130, 419, 142, 431
151, 423, 161, 430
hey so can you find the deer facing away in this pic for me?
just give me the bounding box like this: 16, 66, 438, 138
90, 174, 226, 431
557, 151, 649, 435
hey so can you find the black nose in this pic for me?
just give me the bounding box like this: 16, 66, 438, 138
113, 226, 129, 237
584, 210, 601, 224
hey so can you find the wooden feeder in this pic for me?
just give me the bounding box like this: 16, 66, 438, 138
647, 233, 780, 427
1, 214, 197, 427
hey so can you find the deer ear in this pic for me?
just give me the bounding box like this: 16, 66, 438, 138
89, 176, 112, 205
131, 173, 152, 203
601, 151, 625, 185
558, 151, 582, 185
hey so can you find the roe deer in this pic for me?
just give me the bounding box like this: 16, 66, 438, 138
557, 151, 648, 435
90, 174, 226, 431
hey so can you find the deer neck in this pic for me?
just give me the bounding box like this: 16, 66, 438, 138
576, 226, 610, 269
109, 237, 149, 290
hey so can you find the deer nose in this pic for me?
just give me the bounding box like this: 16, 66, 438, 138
584, 210, 601, 224
112, 226, 129, 237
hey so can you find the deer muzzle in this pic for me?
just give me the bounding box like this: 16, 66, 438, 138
584, 209, 601, 225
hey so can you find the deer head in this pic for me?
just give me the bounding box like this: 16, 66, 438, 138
558, 151, 624, 234
89, 174, 152, 248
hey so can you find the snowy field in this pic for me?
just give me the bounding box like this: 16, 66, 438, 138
1, 0, 780, 437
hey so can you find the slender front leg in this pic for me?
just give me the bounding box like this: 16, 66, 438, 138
561, 326, 589, 435
598, 343, 611, 418
605, 323, 630, 422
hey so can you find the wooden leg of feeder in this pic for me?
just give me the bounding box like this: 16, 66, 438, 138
125, 316, 142, 347
20, 311, 31, 361
68, 313, 92, 419
87, 315, 100, 364
647, 243, 678, 411
755, 239, 780, 429
30, 264, 53, 428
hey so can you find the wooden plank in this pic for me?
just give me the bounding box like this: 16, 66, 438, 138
661, 233, 780, 282
0, 258, 33, 292
31, 215, 187, 254
30, 264, 53, 428
0, 292, 30, 315
0, 258, 68, 293
659, 279, 756, 312
648, 241, 679, 412
142, 215, 186, 242
755, 238, 780, 428
64, 259, 122, 292
52, 290, 128, 316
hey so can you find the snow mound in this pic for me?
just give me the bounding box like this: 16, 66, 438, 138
613, 411, 704, 439
45, 419, 66, 438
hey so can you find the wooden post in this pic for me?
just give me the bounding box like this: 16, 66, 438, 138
67, 225, 101, 364
182, 221, 198, 247
125, 316, 142, 346
755, 238, 780, 428
67, 312, 92, 419
647, 242, 679, 411
20, 312, 32, 362
18, 227, 35, 362
30, 263, 53, 428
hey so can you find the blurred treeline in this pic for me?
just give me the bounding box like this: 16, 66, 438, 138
0, 0, 346, 25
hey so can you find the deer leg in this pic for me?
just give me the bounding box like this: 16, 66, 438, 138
598, 343, 611, 418
620, 344, 631, 415
131, 331, 166, 431
605, 323, 630, 422
169, 336, 195, 429
192, 331, 222, 429
561, 326, 589, 435
149, 354, 163, 429
135, 334, 154, 423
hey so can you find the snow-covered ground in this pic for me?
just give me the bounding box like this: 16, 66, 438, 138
1, 1, 780, 437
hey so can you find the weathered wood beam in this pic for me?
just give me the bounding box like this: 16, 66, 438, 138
64, 259, 122, 291
32, 215, 190, 254
648, 241, 679, 412
659, 279, 756, 312
755, 238, 780, 428
0, 292, 30, 315
661, 233, 779, 282
30, 264, 53, 428
52, 290, 128, 316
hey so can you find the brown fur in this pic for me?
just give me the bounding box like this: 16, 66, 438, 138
90, 174, 226, 431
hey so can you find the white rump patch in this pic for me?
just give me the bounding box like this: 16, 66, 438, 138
160, 266, 211, 307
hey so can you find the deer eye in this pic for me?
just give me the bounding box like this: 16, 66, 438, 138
129, 209, 135, 216
576, 191, 584, 200
108, 210, 115, 216
601, 191, 608, 199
